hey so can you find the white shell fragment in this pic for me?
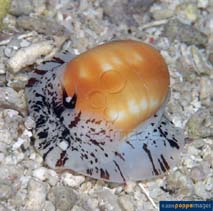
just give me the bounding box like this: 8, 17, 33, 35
8, 41, 54, 73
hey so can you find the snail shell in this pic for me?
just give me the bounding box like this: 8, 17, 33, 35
26, 40, 184, 183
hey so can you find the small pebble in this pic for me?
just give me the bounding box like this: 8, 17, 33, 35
4, 47, 13, 57
61, 172, 85, 187
201, 144, 212, 161
25, 179, 48, 210
94, 189, 121, 211
77, 195, 99, 211
33, 0, 46, 14
166, 170, 194, 196
43, 200, 56, 211
0, 63, 5, 74
0, 126, 12, 145
101, 0, 155, 26
201, 161, 211, 175
192, 139, 205, 149
197, 0, 209, 9
150, 3, 174, 20
6, 72, 29, 90
0, 109, 23, 145
9, 0, 33, 16
190, 166, 206, 182
33, 167, 58, 186
0, 87, 26, 111
20, 39, 30, 47
32, 167, 50, 181
79, 181, 92, 192
0, 165, 23, 185
48, 186, 78, 210
0, 203, 8, 211
119, 195, 134, 211
186, 109, 213, 138
187, 145, 200, 157
12, 137, 25, 150
0, 182, 13, 200
176, 3, 199, 24
205, 177, 213, 192
24, 116, 35, 130
200, 77, 213, 106
194, 181, 210, 200
163, 19, 208, 47
17, 16, 68, 36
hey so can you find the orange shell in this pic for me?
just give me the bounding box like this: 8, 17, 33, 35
63, 40, 170, 134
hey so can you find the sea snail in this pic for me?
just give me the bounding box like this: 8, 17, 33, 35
26, 40, 184, 183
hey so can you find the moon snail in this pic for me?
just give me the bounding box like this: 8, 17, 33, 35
26, 40, 185, 183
